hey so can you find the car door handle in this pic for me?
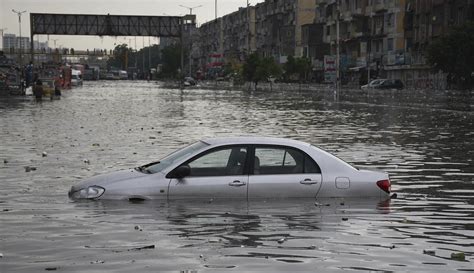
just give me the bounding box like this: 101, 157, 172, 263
229, 180, 246, 187
300, 179, 319, 185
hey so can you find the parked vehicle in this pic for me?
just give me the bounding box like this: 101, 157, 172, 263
69, 137, 392, 201
376, 79, 404, 90
71, 69, 83, 86
119, 70, 128, 80
361, 79, 385, 90
183, 76, 196, 86
106, 70, 120, 80
40, 78, 56, 99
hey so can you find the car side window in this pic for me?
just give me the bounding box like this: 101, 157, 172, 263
187, 146, 247, 177
254, 146, 320, 175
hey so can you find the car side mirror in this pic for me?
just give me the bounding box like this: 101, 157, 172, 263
170, 165, 191, 179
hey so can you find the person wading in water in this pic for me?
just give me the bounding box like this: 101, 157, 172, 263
33, 79, 43, 103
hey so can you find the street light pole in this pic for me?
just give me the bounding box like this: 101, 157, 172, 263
335, 0, 340, 101
12, 9, 27, 67
179, 4, 203, 15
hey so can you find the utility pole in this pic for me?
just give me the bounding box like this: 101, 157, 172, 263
335, 0, 340, 101
134, 37, 137, 70
367, 12, 373, 85
247, 0, 250, 54
179, 4, 203, 15
148, 36, 151, 79
142, 36, 145, 79
12, 9, 27, 67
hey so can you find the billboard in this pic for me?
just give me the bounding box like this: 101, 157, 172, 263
324, 55, 336, 83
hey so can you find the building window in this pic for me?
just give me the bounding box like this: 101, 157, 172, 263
387, 38, 394, 51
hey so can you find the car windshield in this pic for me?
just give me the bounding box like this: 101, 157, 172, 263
141, 141, 209, 174
370, 79, 382, 85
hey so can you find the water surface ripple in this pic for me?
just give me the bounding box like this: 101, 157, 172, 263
0, 81, 473, 272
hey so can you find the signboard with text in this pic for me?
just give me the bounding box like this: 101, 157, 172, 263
324, 55, 336, 83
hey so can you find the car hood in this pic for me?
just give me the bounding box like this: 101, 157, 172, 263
71, 169, 148, 191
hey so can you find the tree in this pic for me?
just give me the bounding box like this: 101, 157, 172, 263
426, 22, 474, 90
242, 53, 260, 87
159, 44, 184, 79
283, 56, 311, 85
107, 44, 129, 70
243, 53, 282, 90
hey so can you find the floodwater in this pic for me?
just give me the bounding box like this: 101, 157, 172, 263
0, 81, 473, 272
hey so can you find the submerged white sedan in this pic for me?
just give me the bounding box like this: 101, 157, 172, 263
69, 137, 392, 201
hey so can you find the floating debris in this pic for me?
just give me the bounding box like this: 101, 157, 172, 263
3, 160, 7, 164
0, 253, 3, 258
277, 238, 286, 244
24, 166, 37, 172
314, 201, 330, 207
90, 260, 105, 264
451, 252, 465, 261
42, 151, 48, 157
92, 143, 100, 147
83, 159, 90, 164
423, 249, 436, 255
131, 245, 155, 251
342, 217, 349, 221
45, 267, 58, 271
134, 225, 143, 231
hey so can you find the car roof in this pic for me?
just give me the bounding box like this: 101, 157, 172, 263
201, 136, 312, 148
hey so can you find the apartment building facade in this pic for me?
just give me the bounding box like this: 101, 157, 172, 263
194, 0, 472, 87
254, 0, 316, 62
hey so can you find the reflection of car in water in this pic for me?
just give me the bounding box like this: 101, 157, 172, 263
69, 137, 392, 201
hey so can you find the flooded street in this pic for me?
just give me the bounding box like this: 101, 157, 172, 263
0, 81, 473, 272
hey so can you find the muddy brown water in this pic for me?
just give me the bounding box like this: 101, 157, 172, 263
0, 81, 473, 272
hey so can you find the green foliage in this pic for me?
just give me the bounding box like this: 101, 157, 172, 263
256, 57, 282, 83
107, 44, 129, 70
426, 21, 474, 89
242, 53, 260, 83
242, 53, 282, 89
284, 55, 311, 82
159, 44, 184, 79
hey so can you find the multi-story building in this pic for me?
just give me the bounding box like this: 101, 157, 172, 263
3, 34, 31, 51
396, 0, 474, 88
221, 6, 256, 61
254, 0, 316, 62
311, 0, 406, 83
404, 0, 474, 63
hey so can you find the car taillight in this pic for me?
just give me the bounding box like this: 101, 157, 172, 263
377, 179, 391, 194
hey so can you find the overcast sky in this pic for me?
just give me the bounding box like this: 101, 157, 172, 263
1, 0, 263, 50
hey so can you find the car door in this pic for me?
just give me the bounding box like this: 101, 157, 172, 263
167, 146, 249, 200
248, 146, 322, 199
